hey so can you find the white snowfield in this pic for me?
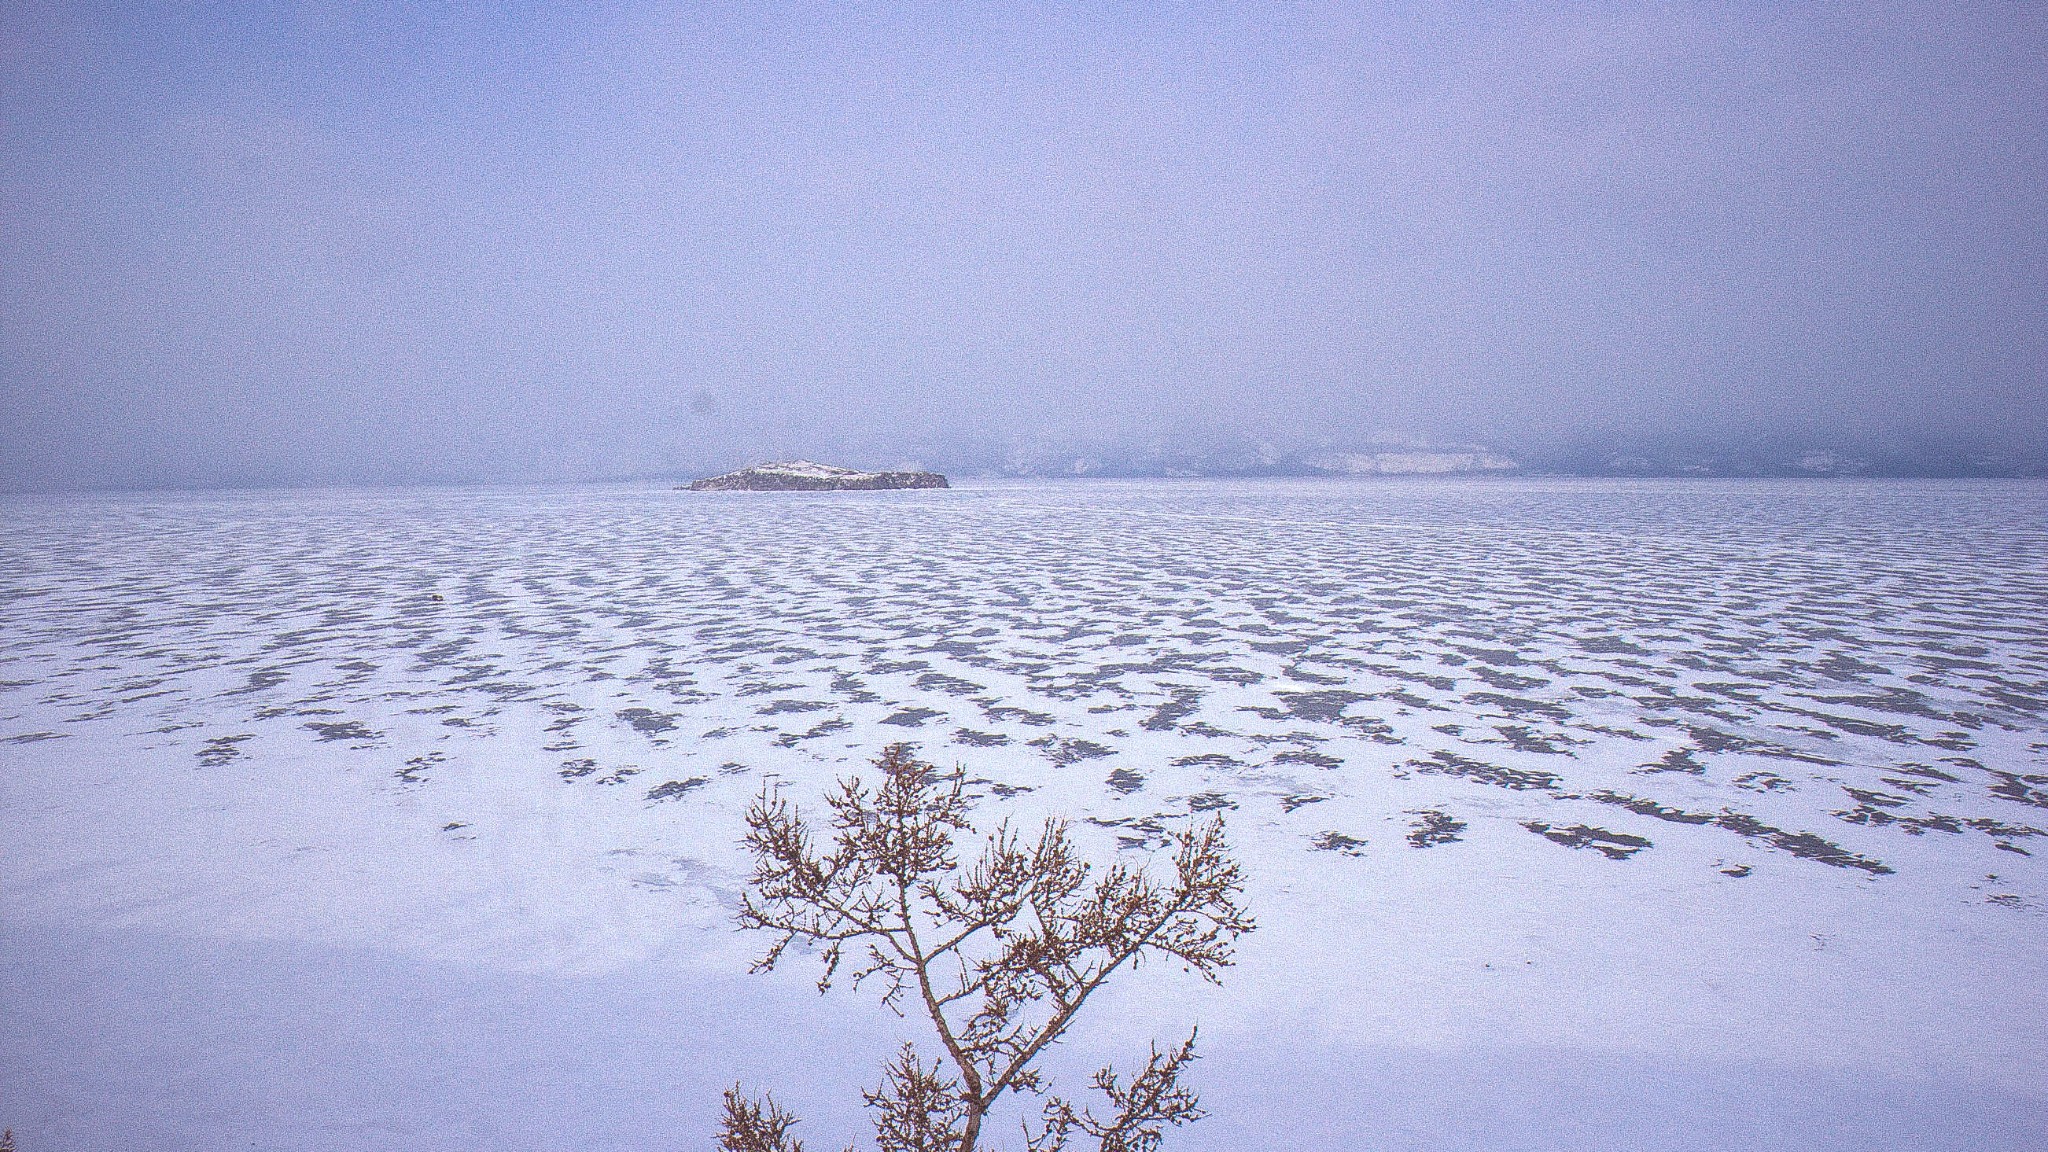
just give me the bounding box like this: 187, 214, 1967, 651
2, 478, 2044, 1150
742, 459, 873, 479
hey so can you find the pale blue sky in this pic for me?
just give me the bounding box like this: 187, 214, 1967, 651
3, 2, 2044, 488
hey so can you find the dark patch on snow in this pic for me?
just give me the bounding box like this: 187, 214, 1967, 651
1639, 747, 1705, 775
1280, 794, 1328, 813
915, 672, 986, 696
1835, 805, 1962, 835
1250, 638, 1311, 656
881, 707, 945, 728
1964, 817, 2044, 839
1589, 791, 1890, 872
1028, 736, 1114, 766
1524, 822, 1651, 860
1470, 666, 1550, 692
1684, 724, 1837, 765
1271, 690, 1368, 724
1410, 750, 1560, 791
617, 708, 680, 738
1710, 810, 1892, 874
1310, 831, 1368, 856
1891, 762, 1963, 784
1271, 748, 1342, 769
1107, 768, 1146, 795
226, 668, 291, 695
1458, 646, 1532, 668
197, 733, 254, 766
305, 720, 379, 743
735, 681, 803, 697
1406, 809, 1467, 848
1464, 692, 1571, 721
1495, 725, 1580, 755
1577, 636, 1650, 656
1379, 688, 1445, 711
831, 673, 881, 704
1589, 791, 1715, 825
952, 728, 1010, 747
647, 778, 709, 802
1986, 771, 2048, 808
775, 717, 852, 746
1141, 689, 1204, 732
1842, 786, 1912, 809
1087, 813, 1170, 850
397, 751, 445, 785
982, 703, 1057, 727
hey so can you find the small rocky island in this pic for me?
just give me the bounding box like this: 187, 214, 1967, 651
685, 460, 949, 492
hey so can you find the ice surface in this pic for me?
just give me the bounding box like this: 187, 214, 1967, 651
3, 478, 2045, 1148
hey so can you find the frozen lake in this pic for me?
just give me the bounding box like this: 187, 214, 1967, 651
4, 478, 2046, 1149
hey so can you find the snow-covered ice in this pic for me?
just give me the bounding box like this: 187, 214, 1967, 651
3, 478, 2044, 1149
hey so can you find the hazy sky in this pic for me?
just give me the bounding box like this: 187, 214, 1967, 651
3, 2, 2044, 488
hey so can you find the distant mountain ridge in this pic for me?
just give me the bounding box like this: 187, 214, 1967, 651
663, 437, 2046, 493
921, 434, 2048, 480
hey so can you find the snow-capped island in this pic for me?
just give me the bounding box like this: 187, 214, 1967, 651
684, 460, 950, 492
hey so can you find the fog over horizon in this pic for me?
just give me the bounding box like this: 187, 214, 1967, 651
3, 3, 2045, 491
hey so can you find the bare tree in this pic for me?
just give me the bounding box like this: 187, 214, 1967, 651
720, 744, 1253, 1152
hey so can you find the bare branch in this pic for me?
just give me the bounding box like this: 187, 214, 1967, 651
719, 1086, 807, 1152
1032, 1033, 1204, 1152
864, 1044, 967, 1152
